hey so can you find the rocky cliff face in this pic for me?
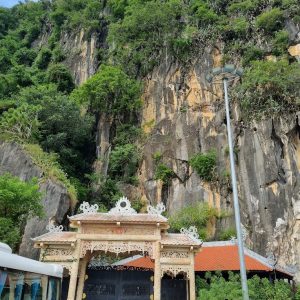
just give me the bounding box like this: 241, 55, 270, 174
136, 47, 300, 280
34, 27, 105, 85
60, 29, 104, 85
29, 25, 300, 279
0, 142, 71, 259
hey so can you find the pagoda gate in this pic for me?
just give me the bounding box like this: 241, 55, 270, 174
33, 197, 202, 300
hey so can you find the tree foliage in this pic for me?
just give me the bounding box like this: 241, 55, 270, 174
169, 202, 218, 240
109, 144, 140, 184
190, 150, 217, 181
46, 64, 75, 93
0, 104, 40, 142
108, 0, 185, 75
0, 173, 43, 250
72, 65, 141, 116
234, 60, 300, 118
255, 8, 284, 33
154, 164, 175, 184
197, 272, 294, 300
15, 85, 95, 178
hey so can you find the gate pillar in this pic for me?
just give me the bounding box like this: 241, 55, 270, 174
189, 254, 196, 300
75, 256, 88, 300
154, 241, 161, 300
67, 241, 81, 300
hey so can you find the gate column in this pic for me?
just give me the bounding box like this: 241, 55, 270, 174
154, 241, 161, 300
75, 256, 88, 300
67, 241, 81, 300
189, 254, 196, 300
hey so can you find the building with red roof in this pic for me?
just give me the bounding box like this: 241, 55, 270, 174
114, 241, 294, 280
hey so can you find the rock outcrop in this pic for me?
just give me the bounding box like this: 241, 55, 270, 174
30, 21, 300, 280
137, 47, 300, 280
60, 29, 104, 85
0, 142, 71, 259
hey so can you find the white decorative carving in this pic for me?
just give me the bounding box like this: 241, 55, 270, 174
180, 226, 201, 242
161, 265, 190, 279
79, 201, 99, 214
46, 223, 63, 233
161, 251, 189, 258
45, 248, 75, 258
108, 197, 137, 215
147, 202, 166, 215
80, 240, 153, 258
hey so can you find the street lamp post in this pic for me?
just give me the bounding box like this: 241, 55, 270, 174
206, 65, 249, 300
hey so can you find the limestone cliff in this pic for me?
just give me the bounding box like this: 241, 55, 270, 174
30, 24, 300, 280
0, 142, 72, 259
136, 47, 300, 280
34, 27, 105, 85
60, 29, 104, 85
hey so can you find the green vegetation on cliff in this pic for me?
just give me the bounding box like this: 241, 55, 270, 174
0, 173, 42, 250
190, 150, 217, 181
169, 202, 218, 240
0, 0, 299, 216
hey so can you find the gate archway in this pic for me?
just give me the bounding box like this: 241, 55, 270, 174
33, 197, 202, 300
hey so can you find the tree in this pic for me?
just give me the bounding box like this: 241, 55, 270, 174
255, 8, 284, 33
71, 65, 141, 118
0, 173, 43, 250
109, 143, 140, 182
0, 7, 14, 38
107, 0, 184, 75
0, 104, 40, 142
0, 47, 12, 73
15, 85, 95, 178
13, 47, 37, 66
234, 59, 300, 118
34, 48, 52, 70
36, 95, 95, 178
46, 64, 75, 93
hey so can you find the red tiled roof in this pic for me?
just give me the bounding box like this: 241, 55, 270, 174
194, 244, 271, 271
123, 242, 274, 272
124, 256, 154, 269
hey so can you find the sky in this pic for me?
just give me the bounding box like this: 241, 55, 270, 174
0, 0, 38, 8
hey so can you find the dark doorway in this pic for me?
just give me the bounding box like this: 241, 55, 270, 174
161, 275, 187, 300
84, 269, 153, 300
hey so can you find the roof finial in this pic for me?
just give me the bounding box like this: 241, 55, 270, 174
108, 196, 137, 215
147, 202, 166, 215
79, 201, 99, 214
180, 226, 202, 242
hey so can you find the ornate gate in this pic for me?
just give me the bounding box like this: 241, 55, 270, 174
33, 197, 202, 300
